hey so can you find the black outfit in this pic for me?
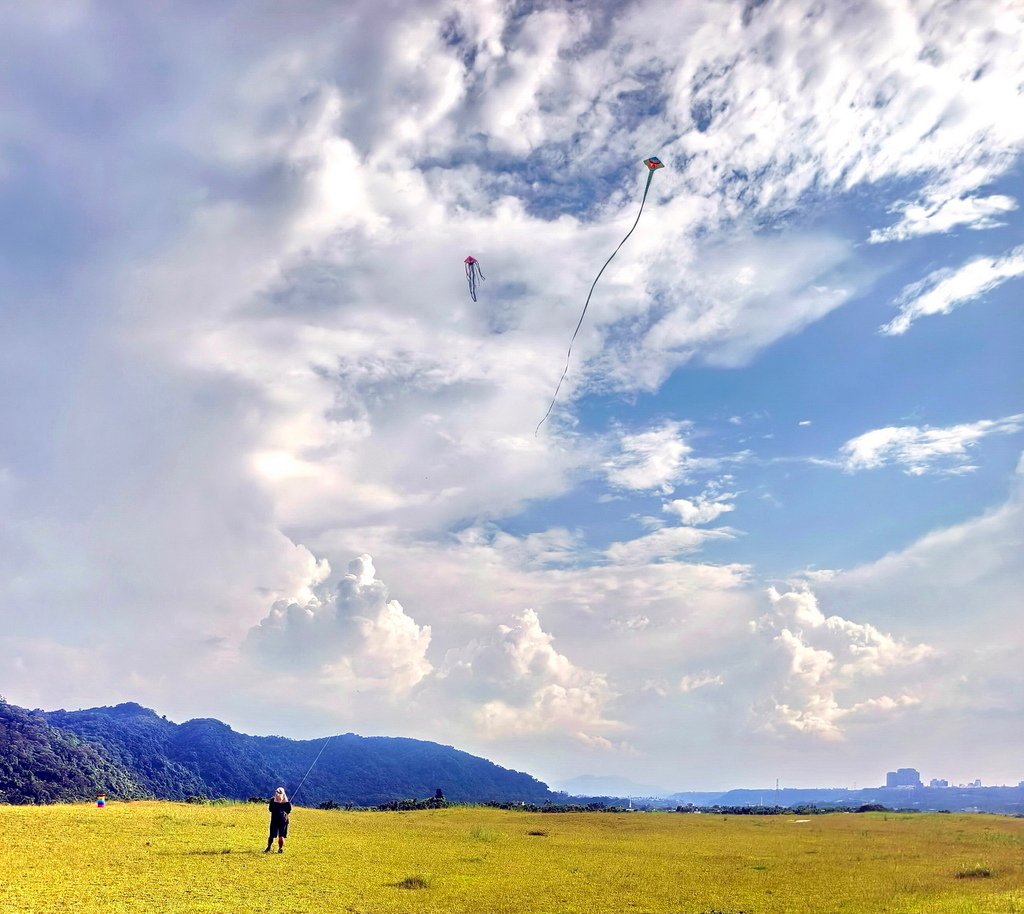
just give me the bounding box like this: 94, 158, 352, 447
268, 800, 292, 839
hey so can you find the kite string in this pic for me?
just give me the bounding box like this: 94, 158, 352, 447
289, 734, 333, 804
535, 168, 656, 435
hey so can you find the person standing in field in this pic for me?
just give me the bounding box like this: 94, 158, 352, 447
265, 787, 292, 853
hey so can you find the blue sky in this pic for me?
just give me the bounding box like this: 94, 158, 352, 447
1, 0, 1022, 792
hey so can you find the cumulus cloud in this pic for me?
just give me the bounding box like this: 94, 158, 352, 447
793, 457, 1024, 777
753, 588, 931, 739
663, 488, 736, 525
440, 609, 620, 741
881, 245, 1024, 335
248, 554, 432, 695
837, 414, 1024, 475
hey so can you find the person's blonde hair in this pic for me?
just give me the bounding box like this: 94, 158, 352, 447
274, 787, 288, 801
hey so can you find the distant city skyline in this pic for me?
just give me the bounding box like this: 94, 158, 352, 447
564, 767, 1023, 797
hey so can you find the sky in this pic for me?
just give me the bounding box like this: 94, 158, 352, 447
1, 0, 1022, 793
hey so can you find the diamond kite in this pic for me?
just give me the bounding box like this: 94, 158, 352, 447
537, 156, 666, 433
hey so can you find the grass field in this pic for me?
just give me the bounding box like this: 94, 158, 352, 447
5, 802, 1024, 913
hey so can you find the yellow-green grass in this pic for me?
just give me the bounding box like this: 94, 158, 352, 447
5, 802, 1024, 913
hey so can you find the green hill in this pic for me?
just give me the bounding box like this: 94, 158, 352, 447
14, 700, 556, 806
0, 698, 146, 803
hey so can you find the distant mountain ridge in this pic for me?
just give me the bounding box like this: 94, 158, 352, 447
1, 698, 554, 806
557, 774, 673, 798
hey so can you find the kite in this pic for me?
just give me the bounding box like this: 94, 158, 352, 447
536, 156, 665, 434
465, 255, 485, 302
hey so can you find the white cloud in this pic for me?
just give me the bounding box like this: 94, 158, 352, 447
870, 194, 1017, 243
248, 554, 432, 695
663, 489, 736, 526
440, 608, 619, 741
605, 526, 734, 565
753, 587, 932, 739
838, 414, 1024, 475
456, 525, 587, 569
477, 9, 588, 155
572, 733, 637, 754
881, 245, 1024, 335
798, 457, 1024, 773
610, 614, 651, 633
604, 483, 738, 564
603, 421, 693, 493
632, 232, 861, 379
679, 672, 724, 693
718, 1, 1022, 203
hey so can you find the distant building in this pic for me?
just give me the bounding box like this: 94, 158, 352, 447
886, 768, 922, 788
929, 778, 949, 788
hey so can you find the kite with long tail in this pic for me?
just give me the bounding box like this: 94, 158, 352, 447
465, 255, 485, 301
536, 156, 664, 434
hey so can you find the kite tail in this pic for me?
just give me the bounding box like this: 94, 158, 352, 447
466, 261, 484, 302
536, 168, 656, 435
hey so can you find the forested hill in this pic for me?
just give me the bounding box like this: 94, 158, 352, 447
0, 699, 146, 803
12, 701, 555, 806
